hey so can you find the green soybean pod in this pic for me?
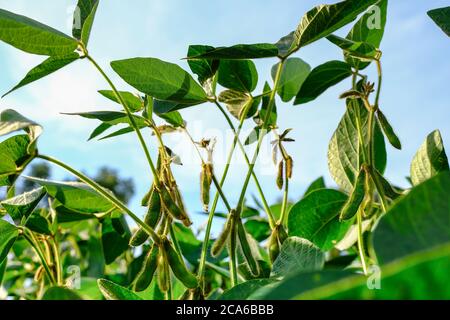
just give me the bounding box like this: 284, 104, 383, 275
129, 228, 149, 247
134, 244, 159, 292
200, 163, 213, 212
160, 186, 186, 222
286, 156, 294, 179
163, 239, 198, 289
268, 229, 280, 263
157, 249, 170, 293
340, 168, 367, 221
237, 218, 259, 276
276, 161, 284, 190
146, 187, 162, 228
377, 110, 402, 150
211, 210, 234, 257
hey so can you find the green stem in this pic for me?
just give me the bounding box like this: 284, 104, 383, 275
37, 154, 160, 244
22, 229, 57, 285
357, 210, 369, 275
279, 162, 290, 226
228, 216, 238, 286
51, 238, 63, 285
84, 52, 160, 185
215, 101, 275, 228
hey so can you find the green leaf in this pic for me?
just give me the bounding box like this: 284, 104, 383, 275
218, 90, 252, 120
271, 237, 325, 278
217, 60, 258, 93
410, 130, 449, 186
345, 0, 388, 69
244, 219, 270, 242
288, 189, 352, 251
293, 0, 378, 50
272, 58, 311, 102
152, 99, 198, 115
111, 58, 207, 104
42, 287, 83, 300
253, 82, 277, 127
26, 213, 52, 235
0, 109, 42, 153
0, 9, 78, 56
97, 279, 143, 300
275, 32, 295, 58
187, 45, 219, 85
186, 43, 279, 60
1, 187, 46, 220
304, 177, 326, 197
27, 177, 114, 214
156, 110, 185, 128
328, 99, 387, 192
377, 109, 402, 150
73, 0, 100, 45
0, 135, 32, 186
327, 35, 380, 61
101, 214, 131, 265
3, 53, 80, 97
55, 205, 95, 223
428, 6, 450, 37
0, 219, 19, 264
98, 90, 144, 113
294, 61, 352, 105
219, 278, 277, 300
374, 172, 450, 264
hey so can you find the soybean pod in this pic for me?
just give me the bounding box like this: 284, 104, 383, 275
211, 210, 234, 257
163, 239, 198, 289
157, 248, 170, 293
237, 218, 259, 276
134, 244, 159, 292
340, 167, 367, 221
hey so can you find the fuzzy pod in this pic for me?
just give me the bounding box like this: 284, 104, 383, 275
160, 186, 187, 222
163, 239, 198, 289
34, 265, 44, 282
286, 156, 293, 179
200, 163, 213, 212
134, 244, 159, 292
129, 228, 149, 247
211, 210, 234, 257
340, 168, 367, 221
276, 161, 284, 190
157, 249, 170, 293
237, 218, 259, 276
268, 229, 281, 263
146, 187, 162, 228
377, 110, 402, 150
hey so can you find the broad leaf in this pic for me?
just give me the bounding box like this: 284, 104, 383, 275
0, 109, 42, 152
410, 130, 449, 186
293, 0, 378, 50
97, 279, 142, 300
111, 58, 207, 104
27, 177, 114, 214
73, 0, 100, 45
0, 219, 19, 264
275, 32, 295, 58
186, 43, 279, 60
244, 219, 271, 242
26, 213, 52, 235
152, 99, 198, 115
218, 90, 253, 120
327, 35, 379, 61
271, 237, 325, 278
253, 82, 277, 128
187, 45, 219, 85
294, 61, 352, 105
345, 0, 388, 69
98, 90, 144, 113
328, 100, 387, 192
288, 189, 352, 251
218, 59, 258, 93
0, 135, 32, 186
3, 53, 80, 97
42, 287, 83, 300
304, 177, 326, 196
101, 214, 131, 265
272, 58, 311, 102
1, 187, 46, 220
428, 6, 450, 37
374, 172, 450, 264
0, 9, 78, 56
156, 110, 185, 128
219, 279, 277, 300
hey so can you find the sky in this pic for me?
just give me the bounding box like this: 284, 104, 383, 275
0, 0, 449, 233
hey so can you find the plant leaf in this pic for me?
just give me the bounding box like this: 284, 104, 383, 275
0, 135, 32, 186
101, 214, 131, 265
26, 213, 52, 235
218, 279, 277, 300
186, 43, 279, 60
294, 61, 352, 105
328, 99, 387, 192
3, 53, 80, 97
304, 177, 326, 196
272, 58, 311, 102
428, 6, 450, 37
218, 90, 252, 120
218, 59, 258, 93
0, 9, 78, 56
27, 177, 114, 214
187, 45, 219, 85
410, 130, 449, 186
98, 90, 144, 113
42, 287, 83, 300
1, 187, 46, 220
275, 32, 296, 58
288, 189, 353, 251
0, 219, 19, 264
374, 172, 450, 264
97, 279, 143, 300
271, 237, 325, 278
244, 220, 271, 242
73, 0, 100, 45
327, 35, 379, 61
293, 0, 378, 50
0, 109, 42, 153
111, 58, 207, 104
345, 0, 388, 69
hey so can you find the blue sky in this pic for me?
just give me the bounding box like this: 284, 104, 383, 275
0, 0, 449, 233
